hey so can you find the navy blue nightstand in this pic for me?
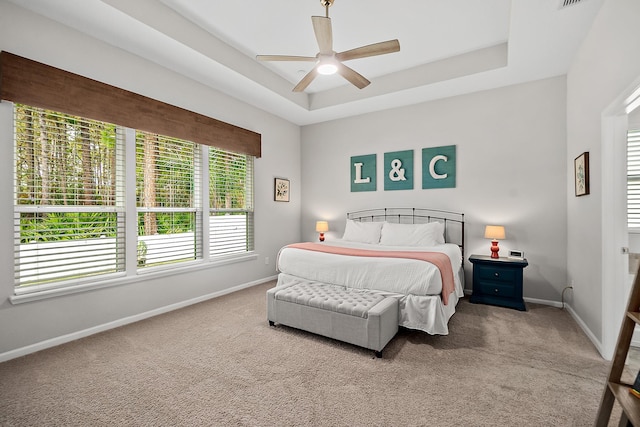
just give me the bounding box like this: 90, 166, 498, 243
469, 254, 528, 311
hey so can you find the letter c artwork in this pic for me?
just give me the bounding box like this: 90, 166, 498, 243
429, 155, 448, 179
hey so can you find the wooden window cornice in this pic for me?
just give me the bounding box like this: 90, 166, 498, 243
0, 51, 261, 157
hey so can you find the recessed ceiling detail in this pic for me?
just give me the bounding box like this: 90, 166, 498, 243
6, 0, 606, 125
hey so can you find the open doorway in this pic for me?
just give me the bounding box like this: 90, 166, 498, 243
627, 110, 640, 345
602, 79, 640, 359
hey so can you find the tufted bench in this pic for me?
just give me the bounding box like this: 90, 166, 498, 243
266, 282, 398, 357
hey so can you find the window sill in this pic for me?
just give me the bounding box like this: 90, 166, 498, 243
10, 252, 258, 305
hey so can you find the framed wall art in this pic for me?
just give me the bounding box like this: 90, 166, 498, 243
574, 152, 590, 197
422, 145, 457, 189
384, 150, 413, 191
274, 177, 290, 202
350, 154, 377, 192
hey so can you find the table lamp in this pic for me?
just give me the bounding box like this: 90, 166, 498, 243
484, 225, 505, 258
316, 221, 329, 242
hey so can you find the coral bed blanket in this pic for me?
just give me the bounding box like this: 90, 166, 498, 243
285, 242, 456, 305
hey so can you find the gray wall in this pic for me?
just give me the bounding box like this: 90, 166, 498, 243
4, 0, 639, 361
301, 76, 568, 301
566, 0, 640, 353
0, 1, 301, 357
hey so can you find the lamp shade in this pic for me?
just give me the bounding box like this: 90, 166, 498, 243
315, 221, 329, 233
484, 225, 505, 240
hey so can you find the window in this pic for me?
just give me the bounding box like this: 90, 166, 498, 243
136, 132, 202, 268
14, 105, 125, 292
13, 103, 255, 295
629, 129, 640, 229
209, 148, 254, 256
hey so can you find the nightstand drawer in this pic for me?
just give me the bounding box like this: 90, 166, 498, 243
478, 281, 516, 298
476, 265, 517, 283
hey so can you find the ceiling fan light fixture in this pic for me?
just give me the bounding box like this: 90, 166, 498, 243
317, 62, 338, 75
317, 54, 338, 75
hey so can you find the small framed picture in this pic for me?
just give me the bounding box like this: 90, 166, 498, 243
274, 178, 290, 202
574, 152, 590, 197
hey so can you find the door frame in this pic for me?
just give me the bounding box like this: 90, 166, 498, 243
601, 79, 640, 359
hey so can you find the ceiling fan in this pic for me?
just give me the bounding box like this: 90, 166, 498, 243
256, 0, 400, 92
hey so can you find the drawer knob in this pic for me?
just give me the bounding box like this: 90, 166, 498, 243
494, 272, 499, 277
494, 288, 499, 293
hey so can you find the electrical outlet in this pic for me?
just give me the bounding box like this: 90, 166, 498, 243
265, 257, 269, 265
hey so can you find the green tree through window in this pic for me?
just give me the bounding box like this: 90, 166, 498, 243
14, 103, 254, 292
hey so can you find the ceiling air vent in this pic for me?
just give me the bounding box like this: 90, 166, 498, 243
559, 0, 584, 8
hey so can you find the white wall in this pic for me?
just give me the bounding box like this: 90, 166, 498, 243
301, 76, 568, 302
0, 1, 301, 357
566, 0, 640, 355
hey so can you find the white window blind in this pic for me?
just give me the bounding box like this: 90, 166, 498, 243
628, 130, 640, 228
13, 105, 125, 292
136, 131, 202, 268
209, 148, 254, 256
13, 103, 255, 296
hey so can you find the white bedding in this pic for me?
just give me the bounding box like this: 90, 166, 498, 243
277, 239, 462, 296
275, 239, 464, 335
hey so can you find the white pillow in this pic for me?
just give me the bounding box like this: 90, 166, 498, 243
379, 221, 445, 247
342, 220, 383, 244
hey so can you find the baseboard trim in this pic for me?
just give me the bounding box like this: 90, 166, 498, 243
463, 289, 563, 309
563, 303, 606, 359
462, 289, 606, 358
4, 281, 606, 363
0, 275, 278, 363
523, 296, 563, 308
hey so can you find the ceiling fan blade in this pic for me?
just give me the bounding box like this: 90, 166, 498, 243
293, 68, 319, 92
336, 63, 370, 89
311, 16, 333, 55
336, 39, 400, 62
256, 55, 317, 62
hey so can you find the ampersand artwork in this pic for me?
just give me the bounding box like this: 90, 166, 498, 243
388, 159, 406, 181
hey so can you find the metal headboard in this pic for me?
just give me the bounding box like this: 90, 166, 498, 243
346, 207, 465, 258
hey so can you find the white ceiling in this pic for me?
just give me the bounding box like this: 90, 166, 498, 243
9, 0, 604, 125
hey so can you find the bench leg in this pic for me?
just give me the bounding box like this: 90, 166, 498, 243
375, 350, 382, 358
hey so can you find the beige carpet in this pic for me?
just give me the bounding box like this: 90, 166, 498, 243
0, 281, 619, 426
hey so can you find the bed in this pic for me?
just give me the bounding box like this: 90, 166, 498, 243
275, 208, 465, 335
